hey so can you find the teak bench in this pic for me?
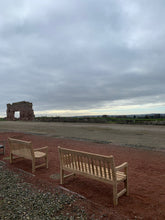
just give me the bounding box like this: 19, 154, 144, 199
8, 137, 48, 173
58, 147, 128, 205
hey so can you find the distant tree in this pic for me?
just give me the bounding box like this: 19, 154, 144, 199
102, 115, 108, 118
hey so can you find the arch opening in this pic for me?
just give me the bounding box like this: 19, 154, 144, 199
14, 111, 20, 119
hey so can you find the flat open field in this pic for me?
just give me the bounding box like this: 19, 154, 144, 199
1, 121, 165, 219
0, 121, 165, 151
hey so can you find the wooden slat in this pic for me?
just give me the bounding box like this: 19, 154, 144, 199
95, 160, 99, 176
91, 158, 94, 175
87, 156, 91, 174
107, 161, 111, 180
117, 188, 126, 198
77, 155, 81, 171
79, 155, 82, 171
65, 154, 68, 167
63, 154, 67, 166
103, 161, 107, 179
99, 160, 103, 177
68, 154, 72, 168
69, 154, 72, 168
66, 154, 70, 167
73, 154, 77, 170
71, 153, 75, 169
84, 156, 88, 173
81, 156, 85, 172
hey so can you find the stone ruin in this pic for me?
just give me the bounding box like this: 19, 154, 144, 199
6, 101, 35, 121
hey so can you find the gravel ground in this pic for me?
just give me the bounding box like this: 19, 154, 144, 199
0, 161, 88, 220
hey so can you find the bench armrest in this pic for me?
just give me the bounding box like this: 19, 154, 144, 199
34, 146, 48, 152
115, 162, 128, 171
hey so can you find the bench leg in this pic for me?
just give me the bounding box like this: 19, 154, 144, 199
60, 168, 64, 184
124, 178, 129, 196
124, 166, 129, 196
2, 146, 5, 155
32, 160, 35, 173
10, 153, 13, 163
45, 155, 48, 168
113, 184, 118, 206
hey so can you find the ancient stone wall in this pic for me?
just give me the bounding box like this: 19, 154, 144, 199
7, 101, 35, 120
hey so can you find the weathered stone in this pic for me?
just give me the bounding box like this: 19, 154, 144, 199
6, 101, 35, 121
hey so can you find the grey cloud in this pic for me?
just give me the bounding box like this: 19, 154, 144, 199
0, 0, 165, 116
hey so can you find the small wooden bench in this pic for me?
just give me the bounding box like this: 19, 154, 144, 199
58, 147, 128, 205
8, 138, 48, 173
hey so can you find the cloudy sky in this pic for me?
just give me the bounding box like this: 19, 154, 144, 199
0, 0, 165, 117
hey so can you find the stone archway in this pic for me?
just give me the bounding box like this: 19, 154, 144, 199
6, 101, 35, 121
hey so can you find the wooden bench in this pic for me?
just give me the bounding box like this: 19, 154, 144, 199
58, 147, 128, 205
8, 138, 48, 173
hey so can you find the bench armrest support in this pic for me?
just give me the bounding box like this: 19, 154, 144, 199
34, 146, 48, 152
115, 162, 128, 171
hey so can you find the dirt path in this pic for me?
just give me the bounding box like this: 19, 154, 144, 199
1, 122, 165, 219
0, 121, 165, 151
1, 131, 165, 219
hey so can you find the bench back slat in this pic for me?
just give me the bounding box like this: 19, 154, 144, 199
103, 161, 107, 179
99, 160, 103, 177
107, 161, 112, 179
58, 147, 116, 181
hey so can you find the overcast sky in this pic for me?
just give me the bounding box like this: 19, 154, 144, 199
0, 0, 165, 117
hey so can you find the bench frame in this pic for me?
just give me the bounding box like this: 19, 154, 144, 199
8, 137, 48, 173
0, 140, 5, 155
58, 146, 128, 205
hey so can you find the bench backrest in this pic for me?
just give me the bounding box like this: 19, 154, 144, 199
8, 138, 34, 160
58, 147, 117, 181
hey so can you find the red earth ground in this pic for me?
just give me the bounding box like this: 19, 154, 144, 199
0, 132, 165, 219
